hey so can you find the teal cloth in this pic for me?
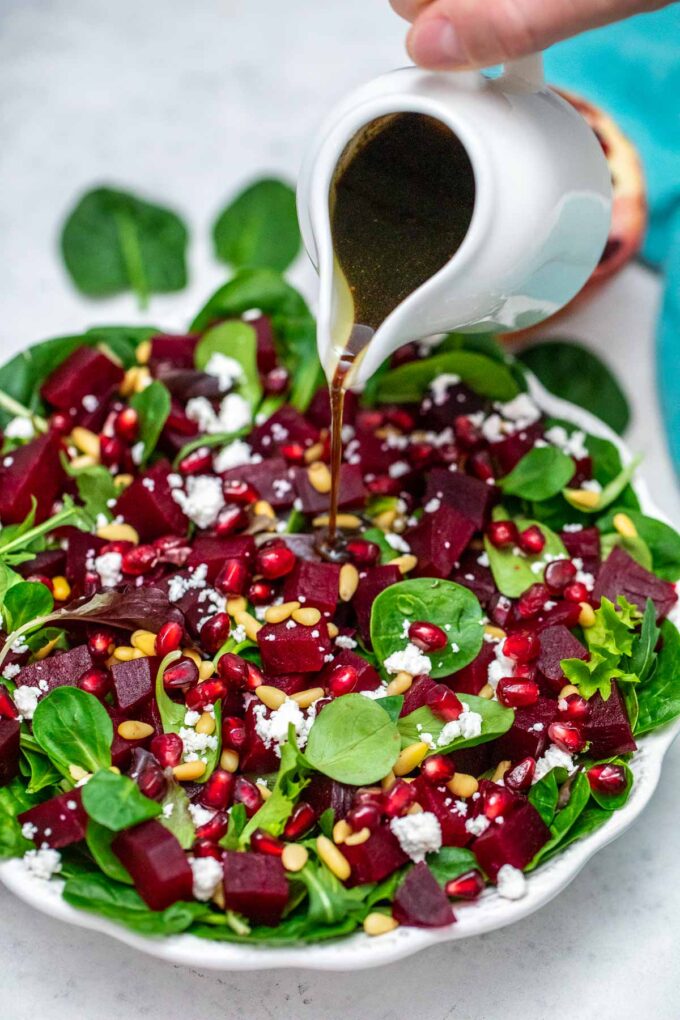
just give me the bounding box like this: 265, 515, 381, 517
544, 6, 680, 471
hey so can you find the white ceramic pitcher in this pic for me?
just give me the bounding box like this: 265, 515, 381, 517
297, 57, 612, 386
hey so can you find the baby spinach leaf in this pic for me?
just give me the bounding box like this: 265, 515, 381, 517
81, 770, 161, 831
32, 687, 113, 777
600, 530, 653, 570
586, 758, 633, 811
20, 747, 62, 795
213, 178, 300, 273
63, 872, 207, 935
426, 846, 479, 886
304, 694, 401, 786
3, 580, 54, 631
530, 771, 591, 867
85, 821, 133, 885
361, 527, 399, 563
294, 861, 365, 927
376, 351, 519, 404
158, 781, 196, 850
636, 620, 680, 735
563, 454, 642, 514
0, 782, 37, 858
484, 518, 566, 598
129, 380, 171, 466
370, 578, 483, 679
375, 695, 404, 723
528, 770, 560, 826
596, 508, 680, 582
499, 446, 575, 501
84, 325, 159, 361
518, 340, 630, 435
61, 187, 188, 306
397, 694, 514, 754
240, 735, 310, 845
194, 321, 262, 410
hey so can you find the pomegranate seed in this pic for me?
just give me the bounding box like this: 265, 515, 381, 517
178, 447, 213, 475
256, 544, 296, 580
193, 839, 222, 860
245, 662, 265, 691
518, 525, 546, 555
251, 829, 285, 856
133, 758, 167, 801
517, 583, 550, 619
155, 621, 184, 657
497, 677, 539, 708
587, 763, 627, 796
263, 366, 289, 395
559, 692, 589, 722
166, 405, 199, 436
214, 503, 248, 536
163, 656, 199, 690
283, 802, 317, 840
365, 474, 402, 497
540, 600, 582, 629
356, 409, 385, 432
50, 411, 74, 434
100, 540, 131, 557
88, 629, 115, 660
504, 756, 536, 793
328, 664, 358, 697
200, 769, 235, 810
384, 779, 418, 818
233, 777, 263, 817
487, 520, 519, 548
445, 869, 485, 900
548, 721, 586, 754
426, 684, 463, 722
408, 620, 447, 652
280, 442, 306, 465
99, 435, 124, 468
150, 732, 183, 768
247, 579, 276, 605
215, 558, 249, 596
564, 581, 590, 604
453, 415, 482, 450
483, 786, 514, 820
153, 535, 190, 566
489, 592, 513, 628
514, 662, 537, 681
222, 716, 247, 751
502, 631, 539, 663
469, 450, 494, 481
544, 558, 577, 593
439, 442, 459, 465
346, 539, 380, 568
121, 544, 158, 576
223, 479, 259, 505
0, 688, 19, 720
27, 574, 53, 593
195, 810, 230, 842
78, 667, 111, 699
354, 789, 385, 813
200, 612, 231, 654
217, 652, 249, 687
185, 677, 227, 711
114, 407, 139, 442
408, 442, 436, 470
420, 755, 455, 784
387, 408, 416, 432
347, 803, 381, 832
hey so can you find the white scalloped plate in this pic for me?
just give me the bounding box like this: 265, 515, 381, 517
1, 375, 678, 971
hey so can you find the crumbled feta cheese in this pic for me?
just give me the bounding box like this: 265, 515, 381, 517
465, 814, 490, 837
5, 416, 35, 440
172, 475, 225, 529
384, 532, 410, 553
189, 855, 223, 901
130, 441, 145, 465
253, 699, 316, 756
334, 634, 357, 650
563, 523, 584, 533
496, 863, 527, 900
14, 686, 42, 720
388, 461, 410, 479
213, 439, 256, 473
3, 663, 20, 680
437, 704, 483, 745
429, 373, 462, 406
188, 803, 216, 827
580, 479, 602, 493
179, 726, 218, 759
24, 847, 62, 880
424, 497, 441, 513
533, 743, 576, 782
81, 394, 99, 412
544, 425, 588, 460
384, 642, 432, 676
487, 642, 515, 692
390, 811, 442, 862
359, 687, 388, 700
184, 710, 201, 727
481, 413, 505, 444
93, 551, 123, 588
477, 551, 490, 567
162, 802, 175, 818
204, 352, 244, 391
167, 563, 208, 603
21, 822, 38, 841
496, 394, 541, 427
217, 393, 252, 433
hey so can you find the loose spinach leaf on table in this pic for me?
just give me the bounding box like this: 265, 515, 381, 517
397, 695, 514, 754
635, 619, 680, 735
81, 770, 161, 830
32, 688, 113, 778
596, 508, 680, 582
63, 872, 208, 935
375, 350, 519, 404
194, 320, 262, 410
129, 380, 171, 466
484, 517, 567, 598
304, 694, 401, 786
370, 578, 483, 679
213, 178, 300, 273
61, 187, 188, 306
498, 446, 575, 502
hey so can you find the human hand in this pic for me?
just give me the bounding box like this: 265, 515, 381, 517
391, 0, 670, 70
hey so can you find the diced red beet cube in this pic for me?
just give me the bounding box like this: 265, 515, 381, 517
292, 464, 366, 515
18, 789, 87, 849
149, 333, 199, 369
583, 682, 636, 757
261, 673, 308, 696
114, 461, 188, 540
239, 701, 281, 774
111, 656, 160, 713
64, 529, 106, 586
250, 407, 318, 457
220, 458, 295, 509
40, 346, 124, 410
415, 779, 471, 847
112, 820, 193, 910
0, 433, 65, 524
257, 619, 331, 674
491, 422, 544, 475
17, 548, 67, 580
108, 701, 161, 770
537, 625, 589, 691
423, 468, 495, 530
450, 742, 493, 777
560, 526, 601, 575
450, 552, 497, 608
249, 315, 277, 375
304, 775, 355, 819
593, 546, 677, 620
306, 387, 358, 430
353, 565, 401, 642
15, 645, 94, 694
156, 368, 221, 403
0, 718, 20, 786
344, 431, 404, 475
420, 380, 485, 428
341, 825, 409, 886
472, 801, 550, 880
407, 505, 475, 578
222, 850, 289, 926
282, 560, 340, 618
319, 649, 380, 692
495, 697, 558, 761
393, 862, 455, 928
446, 643, 495, 695
187, 535, 255, 582
401, 675, 438, 715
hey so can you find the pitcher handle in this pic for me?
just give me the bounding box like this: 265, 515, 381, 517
500, 53, 544, 90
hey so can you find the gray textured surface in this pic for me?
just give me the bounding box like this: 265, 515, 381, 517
1, 1, 679, 1017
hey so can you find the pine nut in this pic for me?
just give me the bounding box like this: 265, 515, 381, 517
131, 630, 157, 656
34, 636, 62, 661
564, 487, 600, 510
332, 819, 352, 845
478, 683, 494, 700
579, 602, 596, 628
264, 601, 299, 624
312, 513, 362, 530
613, 512, 637, 539
394, 741, 429, 776
254, 499, 276, 520
113, 645, 143, 662
484, 625, 506, 640
70, 454, 98, 470
120, 365, 151, 396
117, 720, 154, 740
114, 473, 134, 489
316, 835, 351, 881
363, 912, 399, 936
387, 672, 413, 696
220, 749, 239, 772
182, 648, 202, 667
391, 554, 418, 575
96, 522, 140, 544
339, 563, 359, 602
136, 339, 151, 364
256, 686, 287, 710
307, 461, 332, 494
327, 622, 339, 639
447, 773, 478, 798
559, 684, 580, 700
282, 843, 309, 873
212, 885, 225, 909
71, 426, 100, 459
344, 826, 371, 846
68, 765, 91, 782
227, 596, 247, 615
492, 760, 511, 783
195, 712, 216, 735
407, 802, 424, 814
198, 660, 216, 681
381, 770, 396, 791
256, 782, 271, 800
233, 610, 261, 641
303, 441, 325, 464
291, 687, 324, 709
292, 607, 321, 626
109, 766, 121, 775
374, 509, 397, 531
173, 760, 206, 781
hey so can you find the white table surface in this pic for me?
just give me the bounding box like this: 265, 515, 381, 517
1, 1, 679, 1017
